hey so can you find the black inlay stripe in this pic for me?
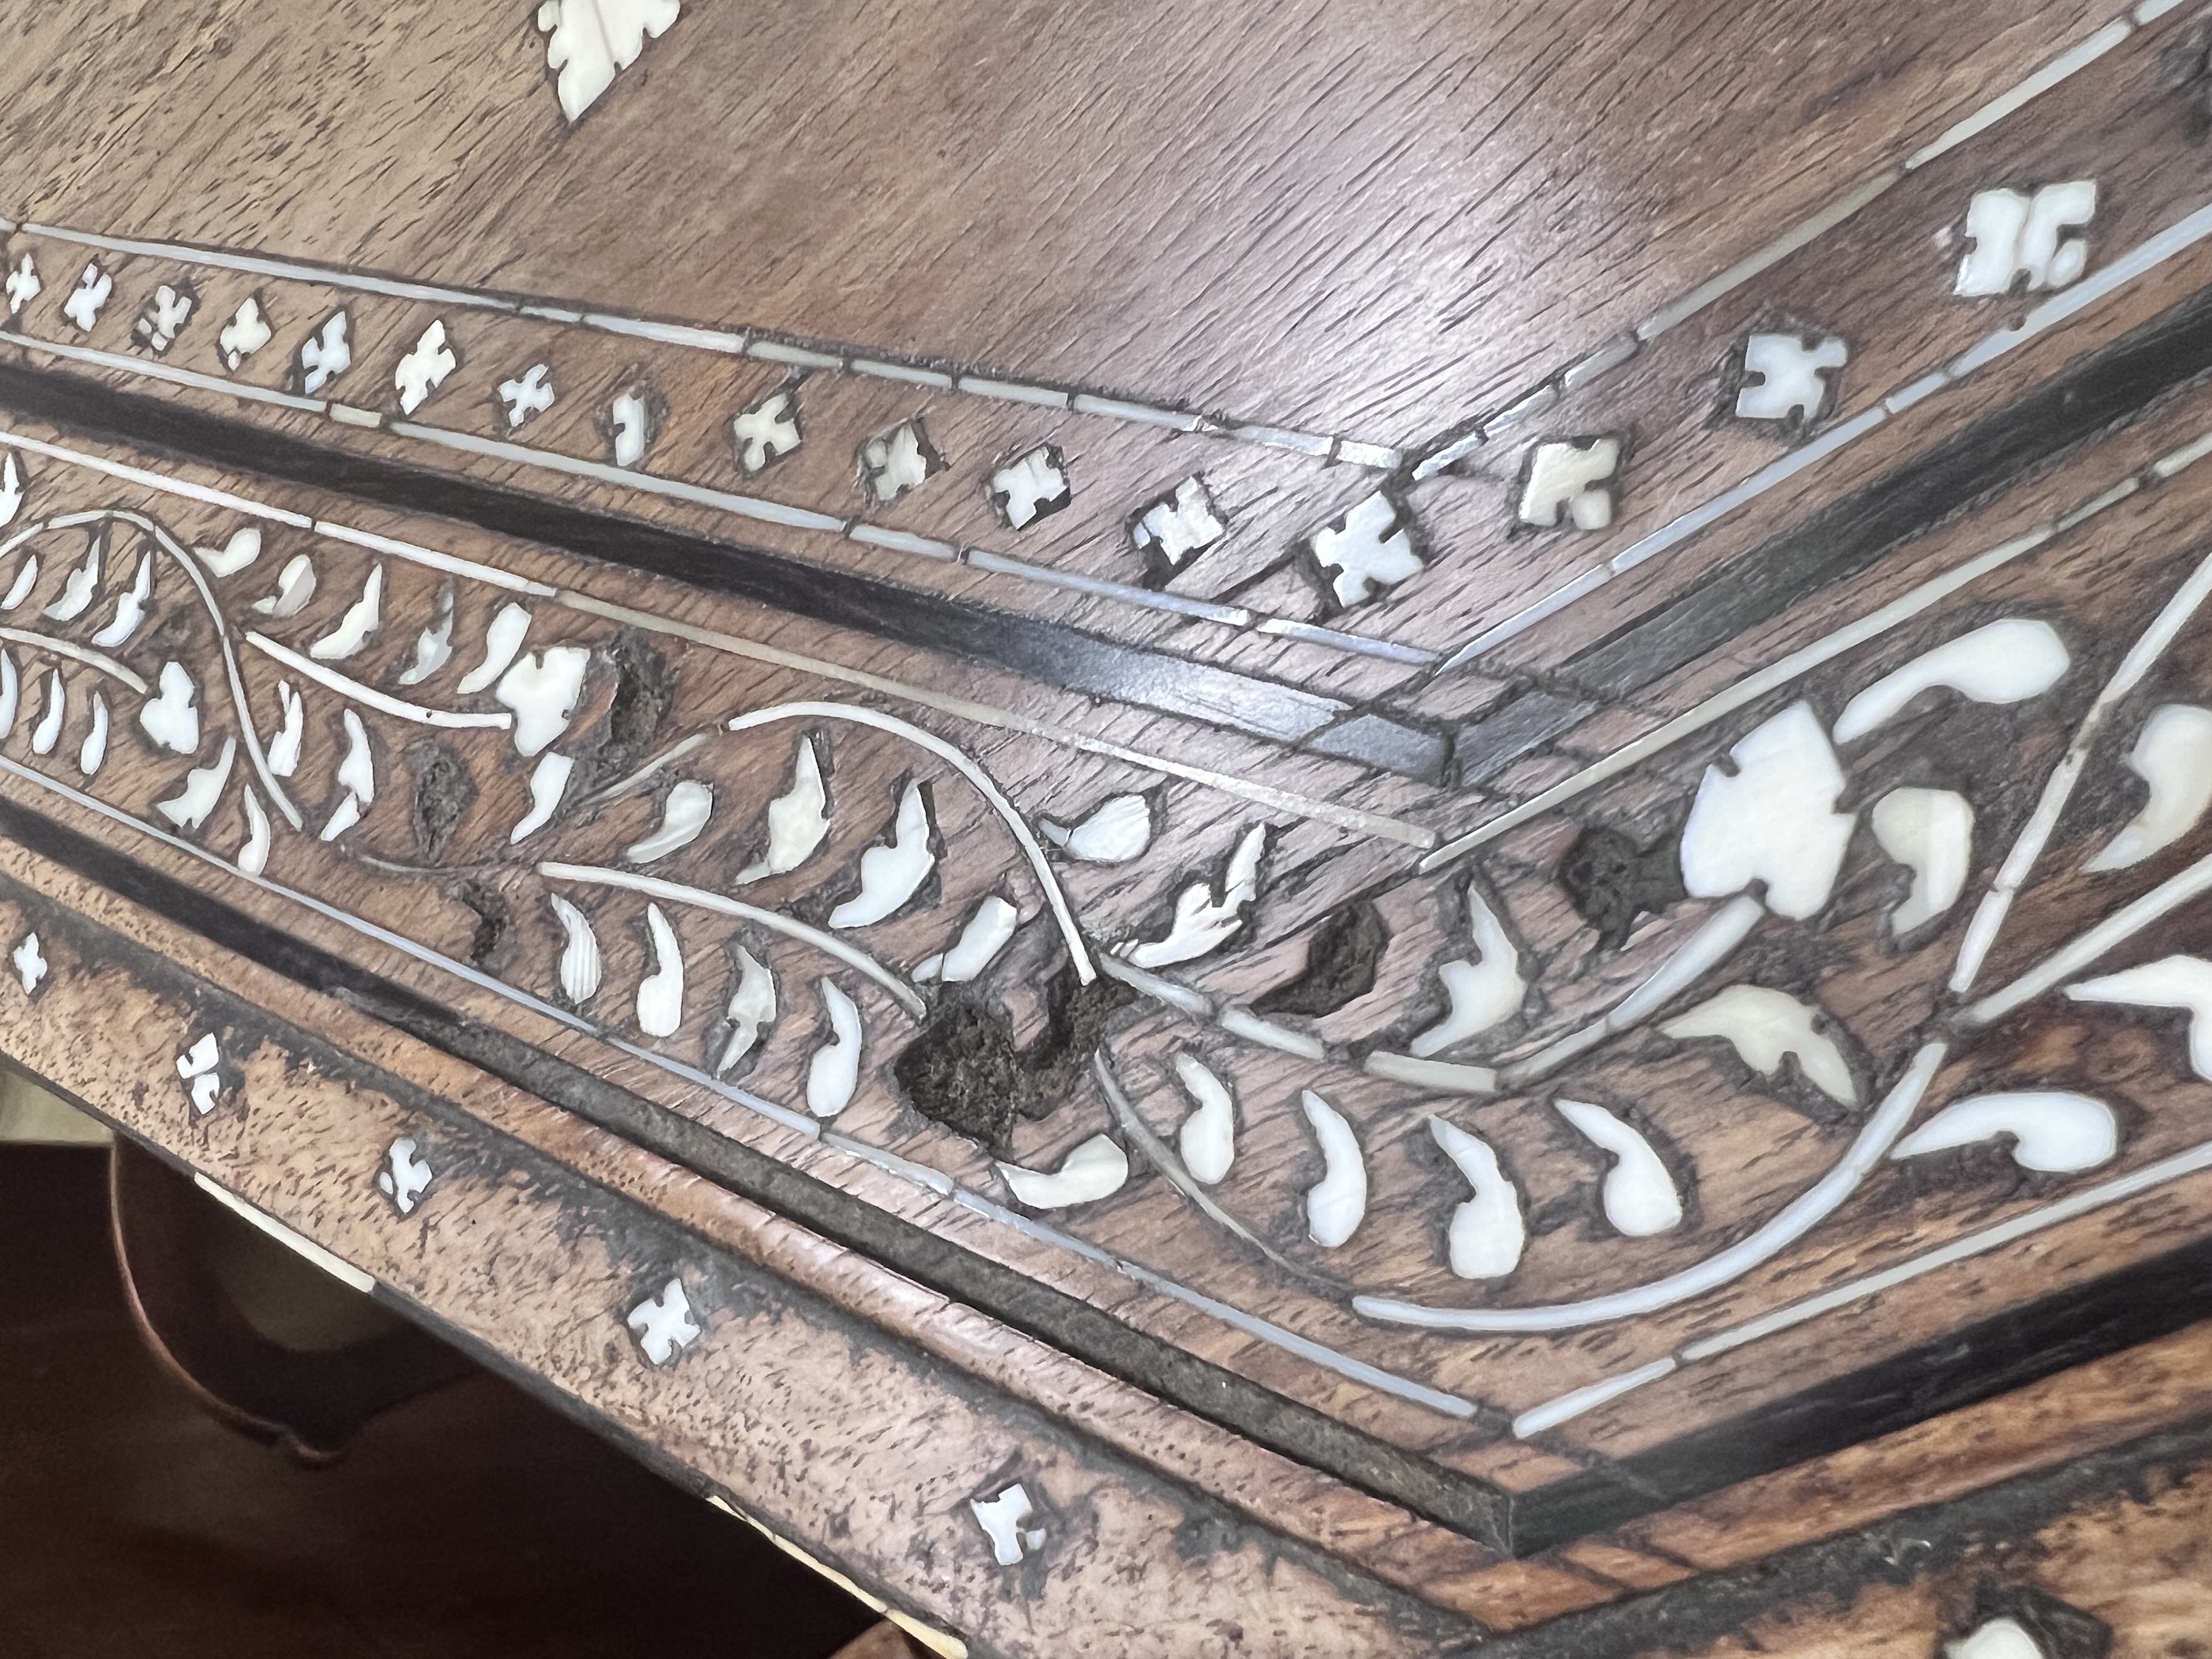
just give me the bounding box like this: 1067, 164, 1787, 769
0, 360, 1443, 780
1454, 276, 2212, 784
1510, 1230, 2212, 1553
0, 789, 1513, 1549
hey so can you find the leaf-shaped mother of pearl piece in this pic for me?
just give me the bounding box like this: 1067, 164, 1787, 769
997, 1134, 1130, 1209
1833, 617, 2069, 743
1556, 1099, 1683, 1236
1300, 1090, 1367, 1247
1890, 1090, 2117, 1173
1679, 702, 1853, 920
1040, 793, 1153, 863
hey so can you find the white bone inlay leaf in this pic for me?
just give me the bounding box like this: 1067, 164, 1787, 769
988, 446, 1071, 529
297, 310, 351, 396
1172, 1052, 1236, 1185
1556, 1099, 1683, 1236
132, 283, 194, 354
1519, 438, 1621, 530
235, 781, 269, 871
44, 532, 100, 621
860, 420, 939, 505
1735, 332, 1847, 422
1892, 1091, 2118, 1172
625, 1275, 701, 1367
498, 362, 556, 429
1680, 702, 1853, 920
28, 670, 62, 755
1309, 490, 1421, 606
805, 979, 863, 1118
537, 0, 681, 122
89, 549, 152, 648
0, 452, 22, 529
637, 902, 685, 1037
0, 651, 17, 739
732, 387, 802, 472
321, 709, 374, 841
457, 601, 532, 694
194, 525, 261, 579
1428, 1115, 1524, 1280
1946, 1619, 2048, 1659
308, 564, 382, 660
913, 895, 1019, 985
969, 1483, 1045, 1566
827, 781, 934, 929
177, 1032, 223, 1116
251, 552, 317, 619
495, 645, 590, 757
5, 254, 40, 317
510, 750, 575, 842
268, 679, 303, 775
608, 386, 656, 468
1300, 1090, 1367, 1247
1661, 984, 1857, 1103
998, 1134, 1130, 1209
62, 262, 111, 332
1040, 793, 1152, 863
1409, 890, 1524, 1057
12, 931, 47, 995
2086, 702, 2212, 871
1117, 823, 1266, 969
393, 319, 457, 416
715, 946, 777, 1075
1834, 619, 2070, 742
397, 583, 457, 686
1956, 182, 2097, 296
376, 1137, 434, 1215
0, 554, 34, 612
1130, 476, 1225, 570
736, 735, 830, 882
2067, 955, 2212, 1078
626, 779, 714, 862
549, 893, 602, 1003
1871, 786, 1976, 931
159, 736, 235, 831
217, 296, 273, 372
77, 691, 108, 775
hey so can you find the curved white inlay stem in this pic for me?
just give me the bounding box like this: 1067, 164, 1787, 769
998, 1133, 1129, 1209
805, 979, 863, 1117
724, 702, 1093, 981
0, 626, 149, 694
246, 631, 513, 729
636, 902, 685, 1037
1300, 1090, 1367, 1248
1833, 617, 2069, 742
2085, 703, 2212, 871
539, 863, 925, 1017
1428, 1116, 1524, 1279
1356, 1042, 1947, 1331
1409, 890, 1524, 1056
1891, 1090, 2116, 1172
1556, 1099, 1682, 1236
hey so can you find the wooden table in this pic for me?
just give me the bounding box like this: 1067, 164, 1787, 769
5, 2, 2211, 1651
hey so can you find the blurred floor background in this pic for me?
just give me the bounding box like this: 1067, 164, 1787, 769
0, 1076, 911, 1659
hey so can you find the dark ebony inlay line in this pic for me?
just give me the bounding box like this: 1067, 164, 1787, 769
1509, 1230, 2212, 1554
1453, 276, 2212, 785
0, 359, 1443, 781
0, 790, 1512, 1550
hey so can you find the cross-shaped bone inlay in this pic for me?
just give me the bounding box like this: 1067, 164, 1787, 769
218, 297, 273, 371
1735, 332, 1848, 423
132, 284, 195, 355
608, 386, 659, 468
498, 363, 557, 430
732, 387, 802, 472
177, 1032, 224, 1116
1518, 437, 1623, 530
375, 1136, 435, 1215
626, 1276, 702, 1365
1955, 181, 2097, 295
988, 446, 1072, 529
62, 263, 112, 332
1130, 476, 1225, 573
1307, 490, 1421, 606
4, 254, 39, 317
11, 931, 46, 995
969, 1482, 1047, 1566
393, 319, 457, 416
297, 311, 352, 395
859, 419, 941, 505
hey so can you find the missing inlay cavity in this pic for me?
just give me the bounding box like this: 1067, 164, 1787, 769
405, 740, 477, 863
892, 967, 1135, 1152
1252, 901, 1389, 1018
1557, 822, 1686, 952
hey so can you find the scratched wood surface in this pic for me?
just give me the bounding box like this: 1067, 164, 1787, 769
6, 2, 2212, 1653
